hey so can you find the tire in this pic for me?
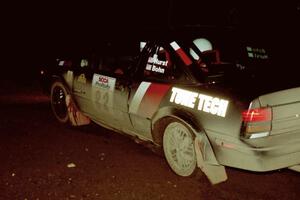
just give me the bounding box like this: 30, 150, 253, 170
50, 81, 69, 124
163, 120, 197, 177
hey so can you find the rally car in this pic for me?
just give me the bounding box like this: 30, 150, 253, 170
45, 36, 300, 184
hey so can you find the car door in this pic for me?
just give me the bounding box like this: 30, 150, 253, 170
128, 42, 196, 140
90, 54, 135, 132
128, 43, 178, 140
72, 57, 95, 115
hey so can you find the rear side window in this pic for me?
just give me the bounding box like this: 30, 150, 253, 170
96, 55, 135, 77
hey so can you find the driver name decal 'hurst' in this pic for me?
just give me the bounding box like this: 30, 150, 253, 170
170, 87, 229, 117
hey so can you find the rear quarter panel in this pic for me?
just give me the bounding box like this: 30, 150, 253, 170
155, 85, 245, 139
258, 87, 300, 137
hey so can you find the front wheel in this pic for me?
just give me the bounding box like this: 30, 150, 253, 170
163, 120, 197, 177
50, 81, 69, 123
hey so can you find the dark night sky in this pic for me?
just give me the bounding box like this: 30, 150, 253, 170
2, 1, 300, 81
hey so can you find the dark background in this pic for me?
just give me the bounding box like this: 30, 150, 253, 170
2, 1, 300, 83
1, 3, 300, 199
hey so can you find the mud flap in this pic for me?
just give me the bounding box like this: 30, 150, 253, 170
194, 135, 228, 184
65, 95, 90, 126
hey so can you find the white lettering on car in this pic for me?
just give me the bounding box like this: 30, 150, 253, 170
148, 54, 168, 67
145, 54, 168, 74
170, 87, 229, 117
170, 88, 198, 108
151, 65, 165, 73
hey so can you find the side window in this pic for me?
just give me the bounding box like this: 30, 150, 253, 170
98, 56, 118, 75
98, 55, 134, 77
115, 55, 135, 76
89, 53, 100, 71
91, 42, 138, 78
70, 57, 89, 70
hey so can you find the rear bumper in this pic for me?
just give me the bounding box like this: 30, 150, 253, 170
206, 130, 300, 172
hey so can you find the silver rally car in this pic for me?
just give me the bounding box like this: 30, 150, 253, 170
47, 37, 300, 184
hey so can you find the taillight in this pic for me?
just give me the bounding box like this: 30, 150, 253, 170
242, 108, 272, 122
242, 107, 272, 139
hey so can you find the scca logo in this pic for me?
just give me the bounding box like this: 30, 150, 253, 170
99, 77, 109, 84
94, 75, 110, 89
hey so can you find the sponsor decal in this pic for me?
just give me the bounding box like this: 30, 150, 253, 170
129, 82, 171, 118
92, 74, 116, 91
92, 74, 116, 109
246, 46, 268, 59
77, 74, 86, 84
170, 87, 229, 117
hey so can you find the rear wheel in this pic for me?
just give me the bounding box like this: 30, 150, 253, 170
163, 120, 197, 177
50, 81, 69, 123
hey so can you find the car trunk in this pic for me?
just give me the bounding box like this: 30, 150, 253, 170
258, 87, 300, 136
218, 61, 300, 138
